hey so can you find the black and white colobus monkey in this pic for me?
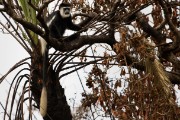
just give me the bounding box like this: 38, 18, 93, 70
47, 3, 81, 39
39, 3, 82, 117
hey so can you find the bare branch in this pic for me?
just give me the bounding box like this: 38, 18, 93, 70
45, 35, 116, 52
0, 57, 30, 83
157, 0, 180, 51
1, 12, 32, 54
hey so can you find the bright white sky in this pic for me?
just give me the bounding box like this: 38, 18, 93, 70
0, 27, 121, 120
0, 1, 180, 120
0, 29, 88, 119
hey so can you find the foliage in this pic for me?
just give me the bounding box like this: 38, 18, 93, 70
0, 0, 180, 120
18, 0, 40, 44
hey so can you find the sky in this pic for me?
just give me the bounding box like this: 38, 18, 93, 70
0, 30, 86, 119
0, 1, 180, 120
0, 28, 121, 120
0, 1, 96, 118
0, 30, 29, 118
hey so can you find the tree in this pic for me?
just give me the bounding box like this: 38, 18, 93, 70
0, 0, 180, 120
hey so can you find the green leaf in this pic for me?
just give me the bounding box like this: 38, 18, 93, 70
18, 0, 40, 45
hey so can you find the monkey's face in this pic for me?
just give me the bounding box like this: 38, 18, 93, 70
59, 7, 71, 18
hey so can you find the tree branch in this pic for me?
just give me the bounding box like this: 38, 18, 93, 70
157, 0, 180, 52
46, 35, 116, 52
122, 54, 180, 84
136, 12, 166, 44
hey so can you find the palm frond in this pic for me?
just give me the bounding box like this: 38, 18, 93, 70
18, 0, 40, 44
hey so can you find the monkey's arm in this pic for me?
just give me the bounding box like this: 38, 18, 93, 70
67, 19, 82, 31
66, 15, 95, 34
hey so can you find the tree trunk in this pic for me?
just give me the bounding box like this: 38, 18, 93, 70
30, 50, 72, 120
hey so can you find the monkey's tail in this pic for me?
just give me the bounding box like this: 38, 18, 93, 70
39, 37, 48, 117
40, 37, 47, 55
40, 86, 47, 117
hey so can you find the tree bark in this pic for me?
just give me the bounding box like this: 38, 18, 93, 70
31, 49, 72, 120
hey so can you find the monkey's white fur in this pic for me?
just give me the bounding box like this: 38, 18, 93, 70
47, 15, 56, 27
39, 37, 47, 117
39, 37, 47, 55
40, 86, 47, 117
59, 7, 71, 18
39, 5, 71, 117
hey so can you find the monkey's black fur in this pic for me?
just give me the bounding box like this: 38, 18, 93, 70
46, 4, 81, 39
40, 3, 82, 117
